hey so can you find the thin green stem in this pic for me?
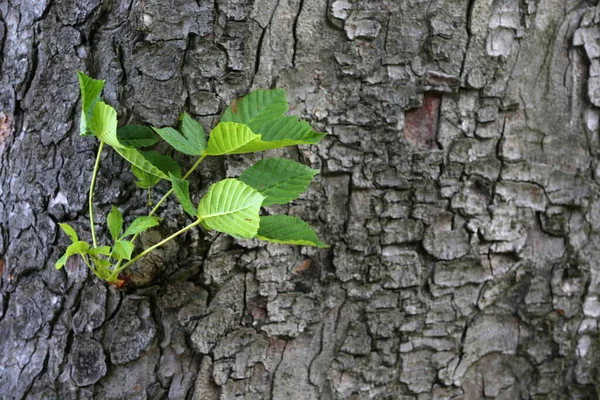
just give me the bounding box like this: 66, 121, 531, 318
130, 154, 207, 243
110, 154, 207, 278
81, 254, 103, 280
89, 141, 105, 248
147, 154, 207, 218
109, 218, 203, 281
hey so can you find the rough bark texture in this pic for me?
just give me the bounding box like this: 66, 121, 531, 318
2, 0, 600, 398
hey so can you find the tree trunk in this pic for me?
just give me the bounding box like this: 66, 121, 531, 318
2, 0, 600, 398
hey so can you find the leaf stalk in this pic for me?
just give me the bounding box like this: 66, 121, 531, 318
89, 141, 105, 248
108, 218, 203, 281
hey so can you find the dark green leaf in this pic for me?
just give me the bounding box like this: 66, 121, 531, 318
117, 125, 159, 147
121, 216, 162, 238
77, 71, 105, 137
257, 215, 328, 248
170, 173, 196, 217
141, 150, 182, 178
111, 240, 135, 260
239, 158, 318, 206
221, 89, 288, 131
107, 206, 123, 242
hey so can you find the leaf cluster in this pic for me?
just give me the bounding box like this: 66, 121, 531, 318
56, 72, 328, 284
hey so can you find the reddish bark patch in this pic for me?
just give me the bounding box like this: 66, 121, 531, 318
0, 258, 5, 277
404, 92, 441, 149
292, 259, 311, 273
268, 337, 287, 353
0, 112, 11, 146
247, 296, 267, 323
230, 99, 239, 114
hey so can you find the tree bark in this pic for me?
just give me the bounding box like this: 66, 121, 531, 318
2, 0, 600, 398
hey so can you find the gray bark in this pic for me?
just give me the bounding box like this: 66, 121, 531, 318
1, 0, 600, 398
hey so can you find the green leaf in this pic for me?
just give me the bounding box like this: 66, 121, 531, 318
180, 112, 206, 154
92, 257, 112, 279
77, 71, 105, 137
117, 125, 159, 147
68, 241, 90, 254
93, 258, 112, 268
257, 215, 328, 248
205, 118, 325, 156
89, 102, 170, 181
121, 216, 162, 238
58, 223, 78, 243
254, 116, 326, 147
111, 240, 135, 260
141, 150, 182, 178
221, 89, 288, 132
55, 253, 68, 270
131, 164, 162, 189
107, 206, 123, 242
154, 117, 206, 156
197, 178, 265, 239
239, 158, 318, 206
204, 122, 262, 155
88, 246, 111, 257
170, 173, 196, 217
55, 240, 91, 269
90, 101, 123, 149
115, 147, 170, 180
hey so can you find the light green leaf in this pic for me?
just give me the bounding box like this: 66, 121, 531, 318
115, 147, 169, 180
117, 125, 159, 147
93, 258, 112, 268
121, 216, 162, 238
107, 206, 123, 242
131, 164, 161, 189
68, 241, 90, 254
111, 240, 135, 260
197, 178, 265, 239
90, 101, 123, 149
170, 173, 196, 217
254, 116, 326, 148
204, 122, 262, 155
92, 257, 112, 279
221, 89, 288, 132
205, 118, 325, 156
88, 246, 111, 257
77, 71, 105, 137
90, 102, 169, 180
55, 240, 91, 269
55, 253, 68, 270
239, 158, 318, 206
180, 112, 206, 154
257, 215, 328, 248
154, 121, 205, 156
141, 150, 182, 178
58, 223, 78, 243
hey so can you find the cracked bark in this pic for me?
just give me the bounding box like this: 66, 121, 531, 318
2, 0, 600, 398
